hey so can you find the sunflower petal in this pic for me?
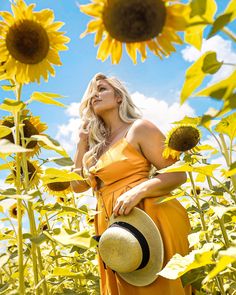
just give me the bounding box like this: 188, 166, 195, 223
111, 40, 122, 64
126, 43, 138, 64
137, 42, 147, 62
47, 50, 62, 65
80, 3, 104, 18
34, 9, 55, 26
0, 12, 15, 25
97, 35, 113, 62
146, 40, 163, 59
94, 26, 104, 45
80, 19, 103, 38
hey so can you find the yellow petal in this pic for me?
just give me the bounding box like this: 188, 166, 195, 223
164, 28, 183, 45
156, 34, 176, 55
97, 35, 113, 62
46, 21, 65, 31
80, 19, 102, 38
94, 26, 104, 45
0, 11, 15, 25
126, 43, 138, 64
34, 9, 54, 26
138, 42, 147, 62
146, 40, 163, 59
111, 40, 122, 64
47, 50, 62, 65
80, 3, 104, 18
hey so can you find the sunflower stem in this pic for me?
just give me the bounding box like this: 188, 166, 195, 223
20, 154, 40, 294
188, 174, 226, 293
14, 82, 25, 295
221, 27, 236, 42
20, 132, 49, 295
219, 134, 236, 194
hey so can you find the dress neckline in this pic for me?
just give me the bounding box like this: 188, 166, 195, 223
97, 137, 147, 163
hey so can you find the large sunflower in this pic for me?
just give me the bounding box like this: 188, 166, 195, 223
80, 0, 189, 63
0, 111, 47, 157
162, 124, 201, 160
43, 181, 73, 198
6, 159, 42, 189
0, 0, 70, 84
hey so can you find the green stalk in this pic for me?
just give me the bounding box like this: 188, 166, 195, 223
20, 155, 39, 294
20, 135, 49, 295
14, 83, 25, 294
188, 172, 226, 294
219, 134, 236, 194
222, 27, 236, 42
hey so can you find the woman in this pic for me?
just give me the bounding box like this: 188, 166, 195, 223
70, 73, 191, 295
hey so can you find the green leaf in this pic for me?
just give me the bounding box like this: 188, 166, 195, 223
42, 167, 83, 184
223, 0, 236, 22
222, 161, 236, 177
49, 157, 74, 166
203, 247, 236, 283
43, 228, 92, 249
0, 126, 12, 138
172, 116, 201, 126
0, 139, 32, 154
185, 0, 217, 49
158, 245, 215, 279
190, 0, 207, 17
0, 194, 34, 201
215, 113, 236, 140
196, 70, 236, 100
31, 134, 68, 157
51, 266, 85, 277
30, 92, 66, 107
201, 52, 223, 74
1, 85, 16, 91
30, 233, 48, 245
158, 161, 220, 177
180, 52, 213, 104
0, 99, 25, 114
207, 13, 233, 39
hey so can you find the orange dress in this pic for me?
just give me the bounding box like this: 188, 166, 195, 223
87, 137, 192, 295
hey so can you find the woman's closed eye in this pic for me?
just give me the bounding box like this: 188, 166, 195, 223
98, 87, 106, 92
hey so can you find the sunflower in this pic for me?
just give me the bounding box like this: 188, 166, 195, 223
6, 159, 42, 188
0, 112, 47, 157
9, 202, 25, 219
43, 181, 72, 198
39, 220, 48, 231
162, 124, 201, 160
0, 0, 70, 84
80, 0, 189, 63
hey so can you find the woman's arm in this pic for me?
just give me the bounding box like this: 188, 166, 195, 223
113, 119, 187, 216
70, 122, 91, 193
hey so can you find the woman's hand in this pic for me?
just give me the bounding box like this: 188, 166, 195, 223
113, 186, 144, 217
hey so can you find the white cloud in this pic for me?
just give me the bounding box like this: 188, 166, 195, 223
56, 91, 195, 156
181, 35, 236, 84
65, 102, 81, 117
131, 91, 195, 133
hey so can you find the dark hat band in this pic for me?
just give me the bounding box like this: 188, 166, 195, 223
110, 221, 150, 270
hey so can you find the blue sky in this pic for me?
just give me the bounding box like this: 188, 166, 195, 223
0, 0, 235, 163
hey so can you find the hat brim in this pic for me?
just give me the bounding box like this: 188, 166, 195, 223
109, 207, 164, 287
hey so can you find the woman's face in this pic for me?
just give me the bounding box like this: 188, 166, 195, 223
90, 79, 121, 116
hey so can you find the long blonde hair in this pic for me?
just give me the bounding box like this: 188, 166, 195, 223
79, 73, 142, 170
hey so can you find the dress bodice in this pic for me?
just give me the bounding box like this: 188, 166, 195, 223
86, 137, 151, 190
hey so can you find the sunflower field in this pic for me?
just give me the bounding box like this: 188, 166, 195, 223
0, 0, 235, 294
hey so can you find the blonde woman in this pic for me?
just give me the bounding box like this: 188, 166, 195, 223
71, 73, 191, 295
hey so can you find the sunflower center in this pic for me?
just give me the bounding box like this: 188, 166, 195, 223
6, 20, 50, 64
12, 207, 18, 216
47, 181, 70, 192
23, 119, 39, 148
168, 126, 200, 152
103, 0, 166, 42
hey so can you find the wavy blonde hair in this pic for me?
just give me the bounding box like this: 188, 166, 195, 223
79, 73, 142, 170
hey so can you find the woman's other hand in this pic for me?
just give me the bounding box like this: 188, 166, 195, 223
113, 186, 145, 217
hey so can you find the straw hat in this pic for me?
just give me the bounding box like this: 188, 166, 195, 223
98, 207, 164, 286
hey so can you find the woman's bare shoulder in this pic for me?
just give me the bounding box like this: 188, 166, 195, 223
132, 119, 163, 138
